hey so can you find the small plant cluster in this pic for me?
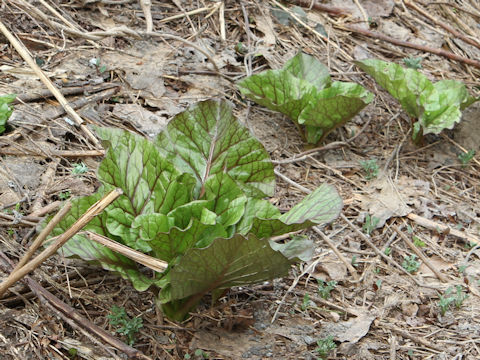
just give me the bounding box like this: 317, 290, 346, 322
316, 336, 337, 359
360, 159, 379, 181
49, 100, 342, 321
0, 94, 16, 135
184, 349, 210, 359
438, 285, 469, 316
362, 214, 380, 235
458, 150, 475, 166
107, 305, 143, 345
237, 52, 373, 144
402, 254, 420, 273
317, 279, 337, 299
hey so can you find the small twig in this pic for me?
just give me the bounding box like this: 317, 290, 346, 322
340, 24, 480, 69
0, 252, 151, 360
405, 0, 480, 50
393, 225, 449, 283
29, 201, 62, 218
0, 188, 122, 297
86, 232, 167, 273
273, 116, 373, 165
285, 0, 349, 16
0, 20, 100, 146
139, 0, 153, 33
158, 4, 217, 24
0, 148, 105, 158
376, 321, 444, 352
352, 0, 369, 24
13, 82, 119, 104
0, 213, 39, 226
407, 213, 480, 245
12, 201, 72, 272
313, 227, 360, 280
219, 1, 226, 41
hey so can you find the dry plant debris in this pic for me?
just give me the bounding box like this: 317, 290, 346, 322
1, 0, 480, 359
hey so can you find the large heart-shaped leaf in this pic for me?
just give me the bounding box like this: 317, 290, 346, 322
155, 99, 275, 198
158, 234, 294, 303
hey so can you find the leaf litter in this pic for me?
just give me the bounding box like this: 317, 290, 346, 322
1, 1, 480, 359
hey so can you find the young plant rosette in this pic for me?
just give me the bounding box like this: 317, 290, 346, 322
355, 59, 479, 143
237, 52, 373, 144
49, 100, 342, 321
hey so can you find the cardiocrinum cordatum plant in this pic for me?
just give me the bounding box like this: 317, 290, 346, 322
49, 100, 342, 321
237, 52, 373, 144
355, 59, 479, 144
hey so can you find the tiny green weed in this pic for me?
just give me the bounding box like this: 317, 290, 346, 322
0, 94, 16, 135
360, 159, 379, 180
402, 255, 420, 273
316, 336, 336, 360
437, 285, 467, 315
193, 349, 209, 359
384, 247, 392, 256
413, 236, 426, 248
107, 305, 143, 345
453, 285, 468, 309
72, 162, 88, 175
59, 191, 71, 200
402, 56, 423, 69
351, 255, 358, 267
458, 150, 475, 166
438, 292, 454, 316
301, 293, 315, 310
362, 214, 379, 235
317, 279, 337, 299
68, 348, 78, 359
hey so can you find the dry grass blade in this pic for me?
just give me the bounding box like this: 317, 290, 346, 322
12, 201, 72, 272
0, 20, 100, 146
0, 189, 122, 298
86, 231, 168, 273
393, 225, 449, 283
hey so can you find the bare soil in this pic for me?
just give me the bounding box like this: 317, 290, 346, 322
1, 1, 480, 359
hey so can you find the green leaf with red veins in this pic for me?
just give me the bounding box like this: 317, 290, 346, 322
203, 172, 247, 227
155, 100, 275, 198
51, 192, 160, 291
299, 81, 373, 143
238, 52, 373, 144
355, 58, 434, 118
356, 59, 479, 142
158, 233, 294, 304
96, 129, 196, 251
283, 52, 331, 90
